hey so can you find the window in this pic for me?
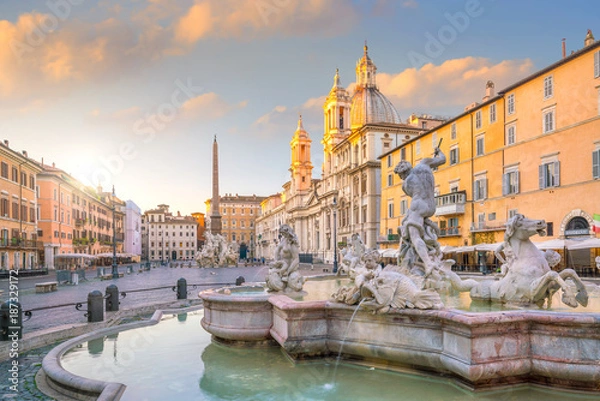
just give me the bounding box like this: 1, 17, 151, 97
543, 108, 555, 133
400, 200, 408, 215
502, 169, 520, 195
544, 76, 553, 99
489, 103, 496, 123
539, 160, 560, 189
387, 174, 393, 187
506, 123, 516, 145
400, 148, 406, 161
593, 148, 600, 179
0, 162, 7, 179
387, 155, 392, 167
431, 132, 437, 149
415, 140, 421, 155
476, 136, 484, 156
595, 50, 600, 78
473, 176, 488, 201
507, 93, 515, 114
451, 123, 456, 140
449, 147, 459, 165
475, 110, 482, 129
11, 167, 18, 182
547, 222, 554, 236
508, 209, 518, 219
387, 202, 393, 218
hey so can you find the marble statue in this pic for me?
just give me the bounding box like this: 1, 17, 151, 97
337, 233, 366, 278
331, 247, 442, 312
196, 232, 239, 268
394, 147, 447, 285
265, 224, 305, 292
442, 214, 589, 308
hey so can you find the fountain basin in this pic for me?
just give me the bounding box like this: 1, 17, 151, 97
200, 285, 274, 345
200, 281, 600, 392
269, 295, 600, 391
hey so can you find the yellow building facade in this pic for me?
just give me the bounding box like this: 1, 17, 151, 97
205, 194, 266, 260
380, 36, 600, 269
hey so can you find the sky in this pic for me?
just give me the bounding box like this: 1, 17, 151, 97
1, 0, 599, 216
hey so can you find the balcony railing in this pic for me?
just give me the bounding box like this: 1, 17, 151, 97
439, 227, 460, 237
470, 221, 507, 232
435, 191, 466, 216
0, 238, 43, 249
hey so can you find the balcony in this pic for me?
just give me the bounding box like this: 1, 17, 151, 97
0, 238, 43, 249
435, 191, 466, 216
75, 218, 86, 227
470, 221, 506, 233
439, 227, 461, 237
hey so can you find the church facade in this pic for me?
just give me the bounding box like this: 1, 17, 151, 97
256, 46, 429, 262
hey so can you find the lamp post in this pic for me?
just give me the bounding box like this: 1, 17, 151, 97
332, 197, 338, 274
111, 186, 118, 279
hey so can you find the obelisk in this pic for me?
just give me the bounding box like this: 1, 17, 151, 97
210, 135, 222, 234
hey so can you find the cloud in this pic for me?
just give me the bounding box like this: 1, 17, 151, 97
253, 95, 325, 138
0, 0, 361, 105
181, 92, 247, 120
376, 57, 535, 114
174, 2, 213, 44
402, 0, 418, 9
170, 0, 360, 45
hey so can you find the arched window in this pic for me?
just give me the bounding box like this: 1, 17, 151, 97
565, 216, 590, 237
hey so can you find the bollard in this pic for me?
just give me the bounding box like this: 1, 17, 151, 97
177, 278, 187, 299
105, 284, 120, 312
235, 276, 246, 286
88, 290, 104, 323
0, 301, 22, 340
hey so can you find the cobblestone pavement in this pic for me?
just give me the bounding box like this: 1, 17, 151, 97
0, 263, 330, 399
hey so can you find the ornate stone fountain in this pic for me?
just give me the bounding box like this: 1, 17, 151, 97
200, 146, 599, 392
196, 232, 239, 267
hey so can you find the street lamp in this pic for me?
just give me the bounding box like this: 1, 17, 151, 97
332, 197, 338, 274
111, 186, 118, 279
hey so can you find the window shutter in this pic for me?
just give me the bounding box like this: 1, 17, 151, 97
595, 51, 600, 78
473, 181, 479, 201
483, 178, 488, 199
554, 161, 560, 187
502, 173, 509, 196
593, 149, 600, 179
539, 165, 544, 189
515, 171, 520, 194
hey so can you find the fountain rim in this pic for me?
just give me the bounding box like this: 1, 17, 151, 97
40, 305, 204, 401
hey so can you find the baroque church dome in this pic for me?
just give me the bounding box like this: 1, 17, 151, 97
350, 45, 401, 128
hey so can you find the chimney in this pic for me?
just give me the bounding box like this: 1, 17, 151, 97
22, 150, 28, 158
562, 38, 566, 58
482, 80, 495, 102
52, 162, 55, 168
41, 157, 44, 166
584, 29, 595, 47
3, 140, 8, 147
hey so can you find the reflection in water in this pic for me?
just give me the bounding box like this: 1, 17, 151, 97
60, 311, 600, 401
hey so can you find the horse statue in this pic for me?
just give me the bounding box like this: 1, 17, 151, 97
442, 214, 588, 308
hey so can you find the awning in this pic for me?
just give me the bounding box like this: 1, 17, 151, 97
454, 245, 476, 253
474, 242, 503, 252
55, 253, 95, 259
94, 252, 137, 258
439, 245, 457, 253
533, 239, 568, 250
567, 238, 600, 250
378, 249, 399, 258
